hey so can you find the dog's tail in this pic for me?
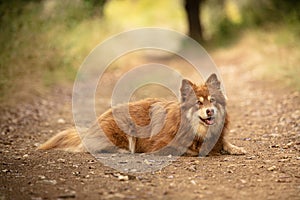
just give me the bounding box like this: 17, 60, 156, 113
37, 128, 86, 152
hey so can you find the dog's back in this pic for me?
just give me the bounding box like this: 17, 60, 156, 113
38, 74, 246, 156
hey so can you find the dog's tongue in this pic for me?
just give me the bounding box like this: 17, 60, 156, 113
205, 118, 214, 125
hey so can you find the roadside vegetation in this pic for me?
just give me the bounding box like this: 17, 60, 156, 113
0, 0, 299, 103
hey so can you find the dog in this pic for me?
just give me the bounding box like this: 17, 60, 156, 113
38, 74, 246, 156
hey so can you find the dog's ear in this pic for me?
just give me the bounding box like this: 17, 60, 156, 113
180, 79, 194, 102
205, 73, 220, 90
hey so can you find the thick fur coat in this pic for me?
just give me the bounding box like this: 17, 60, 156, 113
38, 74, 246, 156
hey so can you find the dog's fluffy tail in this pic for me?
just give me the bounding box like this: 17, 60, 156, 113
37, 128, 85, 152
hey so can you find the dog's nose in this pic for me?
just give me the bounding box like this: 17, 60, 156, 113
206, 109, 214, 116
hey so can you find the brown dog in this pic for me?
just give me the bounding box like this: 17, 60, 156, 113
38, 74, 246, 156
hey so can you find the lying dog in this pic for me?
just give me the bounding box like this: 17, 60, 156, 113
38, 74, 246, 156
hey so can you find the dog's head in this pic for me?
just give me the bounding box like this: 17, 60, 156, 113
180, 74, 226, 126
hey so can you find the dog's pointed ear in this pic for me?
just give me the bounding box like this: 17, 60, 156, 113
180, 79, 194, 102
205, 73, 221, 89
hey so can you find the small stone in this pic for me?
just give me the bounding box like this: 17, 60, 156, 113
276, 178, 291, 183
194, 160, 200, 164
169, 182, 175, 188
167, 175, 174, 179
286, 142, 293, 147
88, 166, 95, 169
187, 165, 197, 172
270, 144, 280, 148
144, 159, 151, 165
14, 156, 22, 160
267, 166, 277, 171
23, 154, 29, 158
57, 158, 66, 163
43, 179, 57, 185
278, 159, 289, 162
118, 175, 129, 181
57, 191, 76, 199
223, 157, 231, 161
240, 179, 247, 184
38, 175, 46, 180
190, 180, 196, 185
201, 186, 208, 190
57, 118, 65, 124
33, 143, 40, 147
31, 197, 43, 200
246, 156, 255, 160
72, 171, 80, 176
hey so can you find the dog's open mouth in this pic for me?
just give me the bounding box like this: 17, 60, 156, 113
199, 116, 215, 125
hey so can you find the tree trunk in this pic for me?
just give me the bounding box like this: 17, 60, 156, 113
184, 0, 204, 42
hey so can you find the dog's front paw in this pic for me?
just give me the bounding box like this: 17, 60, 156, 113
223, 142, 246, 155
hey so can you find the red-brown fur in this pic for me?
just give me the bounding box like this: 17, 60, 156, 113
38, 74, 246, 156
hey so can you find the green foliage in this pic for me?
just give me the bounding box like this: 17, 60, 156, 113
0, 0, 299, 102
0, 0, 186, 102
202, 0, 300, 46
0, 0, 106, 100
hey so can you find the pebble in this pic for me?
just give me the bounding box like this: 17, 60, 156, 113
267, 166, 277, 171
223, 157, 234, 162
57, 192, 76, 199
169, 183, 176, 188
143, 159, 151, 165
38, 175, 46, 180
31, 197, 42, 200
246, 156, 255, 160
43, 179, 57, 185
286, 142, 293, 147
167, 175, 174, 179
190, 180, 196, 185
23, 154, 29, 158
33, 143, 40, 147
118, 175, 129, 181
57, 158, 66, 163
240, 179, 247, 184
72, 171, 80, 176
57, 118, 66, 124
187, 165, 197, 172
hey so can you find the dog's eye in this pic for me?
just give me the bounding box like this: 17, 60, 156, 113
197, 100, 203, 106
210, 97, 216, 103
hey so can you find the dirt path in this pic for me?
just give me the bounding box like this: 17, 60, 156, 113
0, 52, 299, 200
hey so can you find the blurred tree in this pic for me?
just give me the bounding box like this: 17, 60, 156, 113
84, 0, 107, 16
184, 0, 204, 42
